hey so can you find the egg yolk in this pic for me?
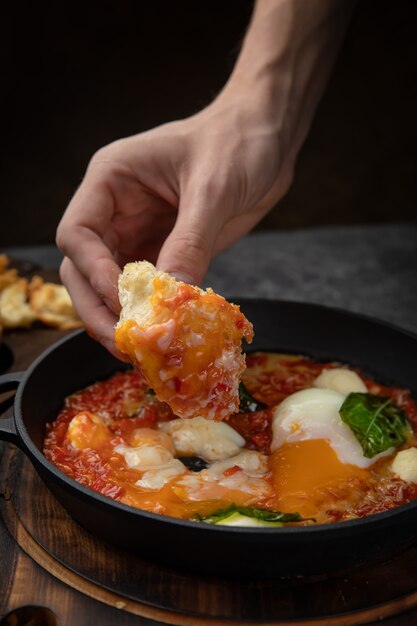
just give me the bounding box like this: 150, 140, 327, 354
269, 439, 370, 519
67, 411, 112, 450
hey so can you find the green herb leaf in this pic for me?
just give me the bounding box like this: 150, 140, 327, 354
145, 388, 156, 396
193, 504, 314, 525
238, 381, 266, 413
339, 393, 410, 458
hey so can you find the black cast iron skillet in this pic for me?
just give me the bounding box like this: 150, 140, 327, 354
1, 299, 417, 578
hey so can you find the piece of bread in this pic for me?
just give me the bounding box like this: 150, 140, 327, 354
0, 278, 37, 328
0, 254, 10, 273
0, 254, 83, 331
0, 255, 18, 292
0, 269, 18, 292
29, 276, 82, 330
115, 261, 253, 420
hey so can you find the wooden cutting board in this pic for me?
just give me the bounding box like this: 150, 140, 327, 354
2, 304, 417, 625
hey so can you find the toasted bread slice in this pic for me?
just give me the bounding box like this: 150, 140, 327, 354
29, 276, 82, 330
115, 261, 253, 420
0, 254, 10, 273
0, 278, 37, 328
0, 268, 18, 292
0, 255, 18, 292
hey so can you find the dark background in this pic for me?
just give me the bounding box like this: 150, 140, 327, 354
2, 0, 416, 248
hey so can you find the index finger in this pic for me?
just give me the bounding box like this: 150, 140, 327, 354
56, 177, 121, 315
60, 257, 127, 361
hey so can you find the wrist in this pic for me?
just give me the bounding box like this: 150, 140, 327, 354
217, 0, 354, 160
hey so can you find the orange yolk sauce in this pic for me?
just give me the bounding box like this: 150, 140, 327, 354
269, 440, 370, 521
43, 354, 417, 524
115, 280, 253, 421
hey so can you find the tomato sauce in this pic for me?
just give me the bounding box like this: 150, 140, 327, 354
43, 353, 417, 523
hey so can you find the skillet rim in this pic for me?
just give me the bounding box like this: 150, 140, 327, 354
11, 297, 417, 535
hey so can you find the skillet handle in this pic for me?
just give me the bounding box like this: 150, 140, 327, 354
0, 371, 24, 445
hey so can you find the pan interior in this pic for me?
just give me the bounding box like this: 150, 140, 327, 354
19, 300, 417, 454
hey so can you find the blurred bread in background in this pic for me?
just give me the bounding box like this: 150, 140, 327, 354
0, 254, 82, 331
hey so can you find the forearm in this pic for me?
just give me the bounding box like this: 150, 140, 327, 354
220, 0, 355, 163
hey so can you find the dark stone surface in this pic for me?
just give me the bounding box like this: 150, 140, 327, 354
4, 223, 417, 334
207, 223, 417, 334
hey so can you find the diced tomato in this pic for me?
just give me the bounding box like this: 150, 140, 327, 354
43, 356, 417, 523
223, 465, 242, 477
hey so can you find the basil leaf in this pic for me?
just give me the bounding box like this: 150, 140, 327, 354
339, 393, 410, 458
194, 504, 314, 524
238, 381, 266, 413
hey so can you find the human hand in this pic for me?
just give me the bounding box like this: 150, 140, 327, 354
56, 92, 293, 357
57, 0, 350, 358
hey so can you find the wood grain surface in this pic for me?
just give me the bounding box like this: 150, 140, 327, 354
2, 310, 417, 625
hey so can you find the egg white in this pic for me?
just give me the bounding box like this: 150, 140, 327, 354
271, 388, 393, 468
160, 415, 245, 462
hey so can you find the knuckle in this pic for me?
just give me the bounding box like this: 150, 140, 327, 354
89, 145, 113, 165
88, 139, 125, 171
55, 224, 68, 254
87, 146, 116, 175
175, 229, 212, 258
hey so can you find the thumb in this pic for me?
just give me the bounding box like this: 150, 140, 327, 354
156, 203, 222, 286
